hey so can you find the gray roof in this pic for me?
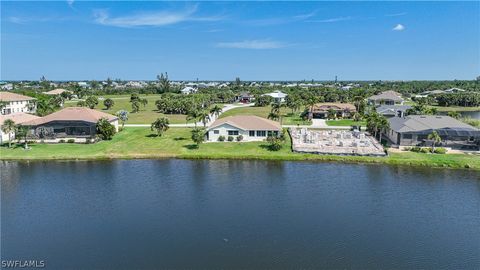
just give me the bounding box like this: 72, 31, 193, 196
376, 105, 411, 115
368, 91, 403, 102
388, 115, 480, 136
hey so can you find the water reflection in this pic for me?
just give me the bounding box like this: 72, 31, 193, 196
1, 160, 479, 269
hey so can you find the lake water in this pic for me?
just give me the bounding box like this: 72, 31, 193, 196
1, 160, 479, 269
460, 111, 480, 119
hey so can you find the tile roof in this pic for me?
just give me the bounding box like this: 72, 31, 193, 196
388, 115, 478, 133
44, 89, 72, 95
208, 115, 281, 131
310, 103, 356, 112
0, 92, 36, 102
368, 90, 403, 102
22, 107, 117, 126
0, 112, 40, 125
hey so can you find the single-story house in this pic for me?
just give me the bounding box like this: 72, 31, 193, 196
0, 92, 36, 115
375, 105, 412, 118
262, 90, 288, 103
0, 112, 40, 143
207, 115, 281, 142
235, 92, 255, 103
367, 91, 404, 106
308, 103, 356, 119
384, 115, 480, 150
21, 107, 119, 143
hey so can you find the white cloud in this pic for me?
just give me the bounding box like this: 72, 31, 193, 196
215, 40, 288, 49
67, 0, 74, 7
292, 11, 317, 20
392, 24, 405, 31
307, 16, 352, 23
385, 12, 407, 17
94, 5, 223, 28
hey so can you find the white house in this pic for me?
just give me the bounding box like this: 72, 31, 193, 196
180, 87, 197, 95
207, 115, 281, 142
1, 83, 13, 91
0, 112, 40, 143
262, 90, 288, 103
0, 92, 36, 115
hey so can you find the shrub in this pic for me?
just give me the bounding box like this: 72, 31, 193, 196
402, 147, 411, 151
218, 135, 225, 142
268, 137, 283, 151
410, 146, 421, 152
59, 139, 65, 143
96, 118, 116, 140
236, 135, 243, 142
85, 138, 93, 144
67, 139, 75, 143
420, 147, 430, 153
434, 147, 447, 154
227, 136, 234, 142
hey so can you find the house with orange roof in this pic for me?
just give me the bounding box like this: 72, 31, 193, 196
21, 107, 118, 143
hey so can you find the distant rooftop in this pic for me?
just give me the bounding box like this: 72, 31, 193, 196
0, 92, 35, 102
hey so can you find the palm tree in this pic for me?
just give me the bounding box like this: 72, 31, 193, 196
209, 105, 223, 118
15, 125, 30, 149
327, 108, 337, 120
198, 111, 211, 127
151, 117, 170, 137
1, 119, 16, 148
186, 110, 201, 127
267, 112, 280, 121
428, 130, 441, 153
116, 110, 129, 129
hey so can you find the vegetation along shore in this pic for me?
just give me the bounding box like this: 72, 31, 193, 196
1, 127, 479, 170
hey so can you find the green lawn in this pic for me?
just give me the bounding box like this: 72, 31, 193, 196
1, 127, 478, 170
219, 106, 311, 125
65, 95, 188, 124
326, 119, 366, 126
429, 105, 480, 112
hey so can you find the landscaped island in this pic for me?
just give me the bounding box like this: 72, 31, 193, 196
1, 127, 479, 170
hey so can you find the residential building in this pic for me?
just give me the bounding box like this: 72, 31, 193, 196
308, 103, 356, 119
207, 115, 281, 142
262, 90, 288, 103
0, 112, 40, 143
235, 92, 255, 103
375, 105, 412, 118
367, 90, 404, 106
43, 89, 73, 96
22, 107, 118, 143
1, 83, 13, 91
0, 92, 36, 115
180, 87, 197, 95
384, 115, 480, 150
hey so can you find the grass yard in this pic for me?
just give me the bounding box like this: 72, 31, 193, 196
429, 105, 480, 112
1, 127, 479, 170
326, 119, 366, 126
219, 106, 311, 125
65, 94, 188, 124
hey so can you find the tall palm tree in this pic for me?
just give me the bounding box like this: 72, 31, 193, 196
209, 105, 223, 118
151, 117, 170, 137
15, 125, 30, 149
427, 131, 441, 153
198, 111, 211, 127
186, 110, 201, 127
1, 119, 16, 148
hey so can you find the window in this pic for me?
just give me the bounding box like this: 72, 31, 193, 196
267, 131, 273, 136
402, 134, 412, 139
228, 130, 239, 136
249, 131, 255, 137
256, 131, 266, 137
213, 130, 219, 134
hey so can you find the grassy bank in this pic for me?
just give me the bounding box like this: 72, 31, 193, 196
219, 106, 310, 125
1, 128, 479, 170
65, 94, 188, 124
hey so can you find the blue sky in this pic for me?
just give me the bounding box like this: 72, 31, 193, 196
1, 1, 479, 81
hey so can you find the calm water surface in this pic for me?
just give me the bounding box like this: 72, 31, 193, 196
1, 160, 479, 269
